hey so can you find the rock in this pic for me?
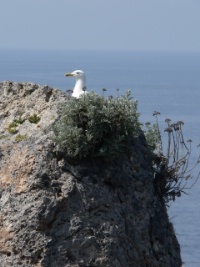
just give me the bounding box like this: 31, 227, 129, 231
0, 81, 182, 267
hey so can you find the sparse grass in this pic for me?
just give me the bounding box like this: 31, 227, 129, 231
7, 122, 18, 134
15, 134, 27, 142
14, 117, 25, 125
28, 114, 40, 124
7, 117, 25, 134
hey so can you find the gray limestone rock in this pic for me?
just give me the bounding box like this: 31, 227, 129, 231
0, 81, 182, 267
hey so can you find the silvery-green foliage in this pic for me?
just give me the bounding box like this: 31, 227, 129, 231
52, 91, 140, 159
144, 122, 162, 152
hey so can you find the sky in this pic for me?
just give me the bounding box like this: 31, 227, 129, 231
0, 0, 200, 52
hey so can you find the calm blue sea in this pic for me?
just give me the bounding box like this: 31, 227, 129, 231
0, 49, 200, 266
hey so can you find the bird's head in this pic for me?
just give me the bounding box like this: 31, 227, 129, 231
65, 70, 85, 80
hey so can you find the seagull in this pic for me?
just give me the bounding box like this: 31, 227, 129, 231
65, 70, 88, 98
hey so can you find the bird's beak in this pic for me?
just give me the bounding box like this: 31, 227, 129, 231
65, 73, 74, 77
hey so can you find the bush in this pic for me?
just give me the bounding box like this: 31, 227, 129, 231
7, 122, 18, 134
15, 134, 27, 142
15, 117, 25, 125
144, 122, 161, 152
28, 114, 40, 124
52, 91, 141, 160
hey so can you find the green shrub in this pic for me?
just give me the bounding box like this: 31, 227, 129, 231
7, 122, 18, 134
28, 114, 40, 124
0, 135, 6, 140
14, 117, 25, 125
144, 111, 163, 153
7, 117, 25, 134
52, 91, 141, 160
144, 123, 161, 152
15, 134, 27, 142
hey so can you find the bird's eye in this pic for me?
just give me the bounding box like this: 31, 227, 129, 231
76, 72, 80, 74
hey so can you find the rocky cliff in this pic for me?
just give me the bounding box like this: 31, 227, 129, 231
0, 81, 182, 267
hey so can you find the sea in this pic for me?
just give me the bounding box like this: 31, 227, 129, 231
0, 49, 200, 266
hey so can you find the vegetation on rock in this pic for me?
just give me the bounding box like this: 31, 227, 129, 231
52, 89, 199, 204
14, 117, 25, 125
15, 134, 27, 142
7, 122, 18, 134
52, 91, 141, 160
7, 117, 25, 134
28, 114, 41, 124
145, 112, 200, 203
0, 82, 183, 266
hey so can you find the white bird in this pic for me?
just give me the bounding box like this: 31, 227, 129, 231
65, 70, 88, 98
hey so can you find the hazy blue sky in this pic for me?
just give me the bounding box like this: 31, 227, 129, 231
0, 0, 200, 52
